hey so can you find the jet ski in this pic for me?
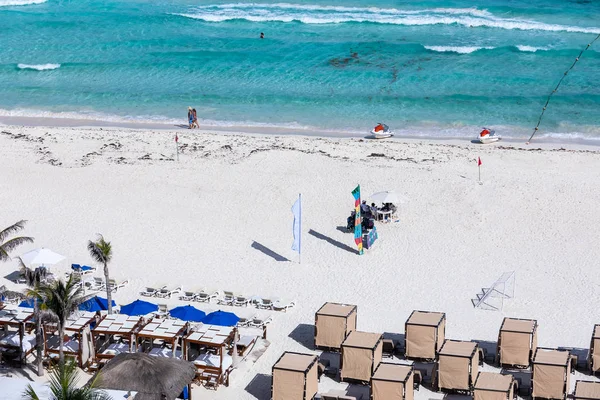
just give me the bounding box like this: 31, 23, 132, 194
369, 123, 394, 139
478, 127, 501, 144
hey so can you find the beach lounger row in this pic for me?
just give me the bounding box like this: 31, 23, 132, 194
171, 288, 296, 312
140, 285, 181, 299
84, 277, 128, 293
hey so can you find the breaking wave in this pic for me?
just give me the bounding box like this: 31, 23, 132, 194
17, 63, 61, 71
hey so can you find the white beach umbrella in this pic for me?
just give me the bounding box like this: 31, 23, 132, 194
369, 190, 407, 204
20, 247, 65, 268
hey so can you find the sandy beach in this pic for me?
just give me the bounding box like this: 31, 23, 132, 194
1, 124, 600, 399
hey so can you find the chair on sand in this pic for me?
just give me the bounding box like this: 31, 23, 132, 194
273, 299, 295, 312
195, 289, 218, 303
249, 315, 272, 328
218, 291, 235, 306
257, 298, 274, 310
233, 295, 250, 307
179, 290, 198, 301
155, 286, 181, 299
140, 286, 164, 297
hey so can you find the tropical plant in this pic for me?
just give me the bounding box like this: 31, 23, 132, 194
24, 359, 110, 400
0, 220, 34, 262
20, 258, 48, 377
35, 275, 92, 364
87, 235, 113, 314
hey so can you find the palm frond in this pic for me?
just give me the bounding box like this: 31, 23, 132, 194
23, 384, 41, 400
0, 220, 28, 243
1, 236, 34, 255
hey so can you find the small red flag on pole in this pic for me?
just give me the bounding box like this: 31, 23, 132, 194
477, 157, 482, 183
478, 157, 482, 166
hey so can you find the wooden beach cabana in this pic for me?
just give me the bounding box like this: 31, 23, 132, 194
474, 372, 517, 400
0, 305, 35, 365
340, 330, 383, 383
43, 311, 98, 368
136, 318, 187, 358
91, 314, 146, 368
532, 348, 572, 400
497, 317, 538, 368
314, 302, 357, 351
271, 352, 318, 400
405, 310, 446, 360
182, 324, 235, 389
437, 340, 480, 393
588, 325, 600, 374
370, 362, 414, 400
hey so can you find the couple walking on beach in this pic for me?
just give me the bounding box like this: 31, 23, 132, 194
188, 106, 199, 129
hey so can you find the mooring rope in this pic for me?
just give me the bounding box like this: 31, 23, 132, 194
526, 33, 600, 144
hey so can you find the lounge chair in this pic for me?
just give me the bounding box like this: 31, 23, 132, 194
155, 286, 181, 299
233, 295, 250, 307
140, 286, 162, 297
108, 279, 128, 293
218, 291, 235, 306
195, 289, 217, 303
86, 277, 105, 291
155, 304, 169, 318
273, 299, 295, 312
236, 315, 254, 328
179, 290, 198, 301
249, 316, 272, 328
256, 298, 274, 310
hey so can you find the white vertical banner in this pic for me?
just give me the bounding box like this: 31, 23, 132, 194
291, 193, 302, 263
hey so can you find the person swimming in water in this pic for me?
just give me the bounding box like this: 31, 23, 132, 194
260, 32, 264, 39
187, 107, 193, 129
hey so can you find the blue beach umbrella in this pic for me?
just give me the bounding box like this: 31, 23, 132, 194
169, 305, 206, 322
79, 296, 116, 312
202, 310, 239, 326
120, 299, 158, 316
18, 299, 35, 308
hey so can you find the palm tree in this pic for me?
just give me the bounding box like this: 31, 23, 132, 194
24, 359, 110, 400
20, 258, 48, 377
0, 220, 34, 261
36, 275, 92, 364
87, 235, 113, 314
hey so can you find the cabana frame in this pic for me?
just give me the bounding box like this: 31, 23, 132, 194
340, 330, 383, 384
135, 319, 187, 359
574, 381, 600, 400
182, 324, 235, 389
497, 317, 538, 368
532, 347, 572, 400
474, 372, 518, 400
404, 310, 446, 361
271, 351, 318, 400
43, 311, 99, 368
0, 306, 35, 365
314, 302, 357, 351
370, 362, 414, 400
588, 325, 600, 375
92, 314, 146, 366
436, 339, 480, 393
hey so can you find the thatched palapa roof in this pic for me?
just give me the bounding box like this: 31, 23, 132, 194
91, 353, 196, 400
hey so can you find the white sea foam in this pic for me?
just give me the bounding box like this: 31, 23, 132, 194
0, 0, 46, 6
425, 46, 494, 54
17, 63, 61, 71
516, 45, 549, 52
174, 3, 600, 34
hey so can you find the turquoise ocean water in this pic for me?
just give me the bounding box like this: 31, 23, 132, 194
0, 0, 599, 139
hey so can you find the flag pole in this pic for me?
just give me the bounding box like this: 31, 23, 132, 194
478, 163, 481, 183
298, 193, 302, 265
175, 134, 179, 162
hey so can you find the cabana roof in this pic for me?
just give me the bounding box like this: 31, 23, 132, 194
575, 381, 600, 399
372, 362, 412, 383
184, 324, 234, 346
49, 311, 96, 332
137, 319, 187, 340
0, 306, 34, 326
406, 310, 444, 327
475, 372, 513, 392
92, 352, 195, 400
533, 348, 570, 366
316, 302, 356, 317
440, 340, 477, 358
501, 318, 536, 334
274, 352, 317, 372
93, 314, 144, 335
343, 331, 382, 349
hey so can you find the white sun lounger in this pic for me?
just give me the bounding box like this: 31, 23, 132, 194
218, 291, 235, 306
273, 299, 295, 312
233, 295, 250, 307
195, 289, 217, 303
155, 286, 181, 299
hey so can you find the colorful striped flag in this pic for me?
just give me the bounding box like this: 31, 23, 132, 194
351, 185, 364, 255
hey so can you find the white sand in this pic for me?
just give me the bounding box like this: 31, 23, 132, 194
1, 125, 600, 399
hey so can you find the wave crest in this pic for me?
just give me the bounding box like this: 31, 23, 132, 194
174, 3, 600, 34
424, 46, 494, 54
0, 0, 46, 6
17, 63, 61, 71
